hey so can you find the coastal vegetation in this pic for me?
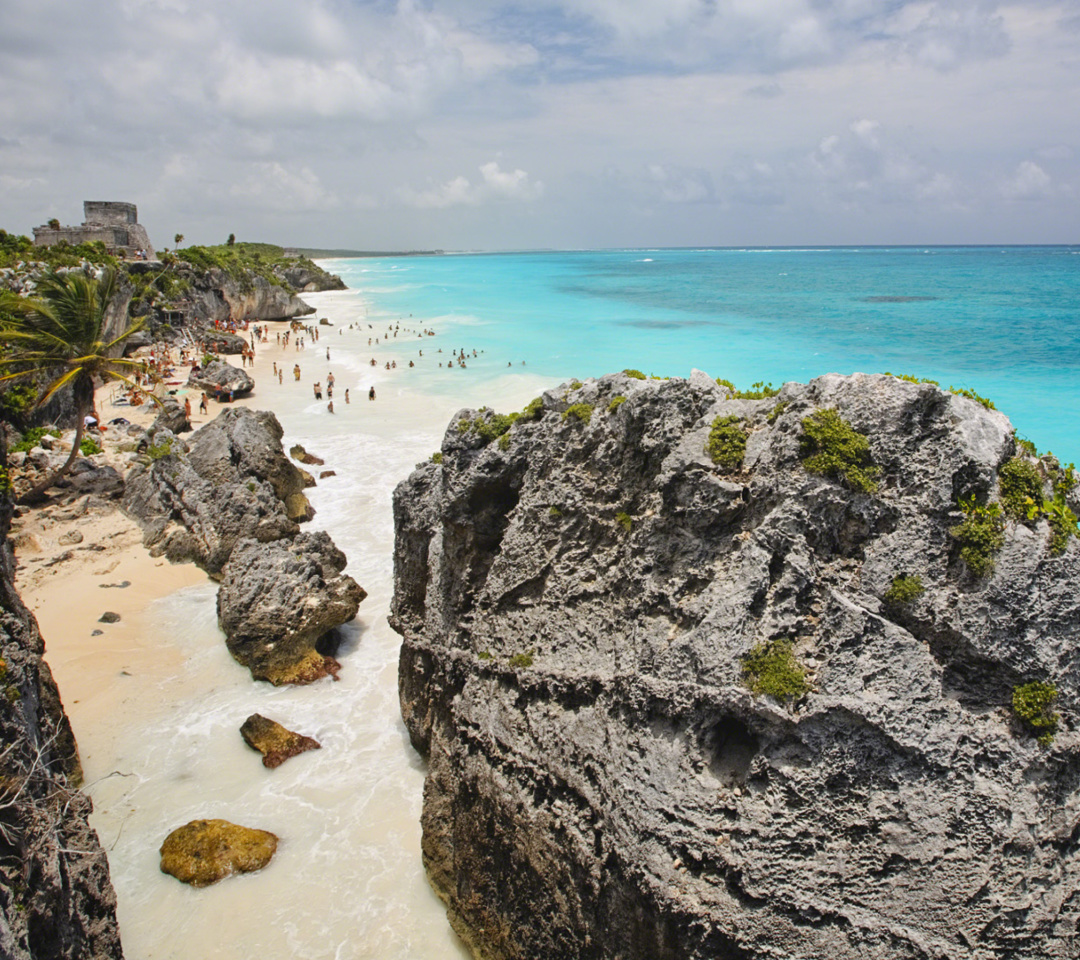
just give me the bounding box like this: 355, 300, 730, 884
742, 639, 810, 703
716, 378, 781, 399
0, 269, 148, 503
705, 415, 748, 471
884, 574, 925, 606
1012, 681, 1058, 745
623, 369, 646, 380
607, 395, 626, 412
562, 403, 593, 424
950, 496, 1005, 576
615, 511, 632, 532
799, 409, 879, 494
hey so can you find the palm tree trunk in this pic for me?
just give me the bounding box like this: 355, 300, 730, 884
16, 380, 93, 506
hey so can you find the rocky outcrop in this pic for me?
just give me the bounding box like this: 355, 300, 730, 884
178, 265, 315, 324
240, 713, 321, 768
392, 371, 1080, 960
187, 359, 254, 399
0, 475, 123, 956
279, 263, 346, 292
217, 533, 365, 684
159, 819, 277, 887
122, 409, 309, 574
149, 397, 190, 435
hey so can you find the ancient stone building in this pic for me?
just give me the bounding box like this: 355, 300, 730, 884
32, 201, 156, 259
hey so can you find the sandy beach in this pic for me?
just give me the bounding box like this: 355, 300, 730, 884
12, 289, 554, 960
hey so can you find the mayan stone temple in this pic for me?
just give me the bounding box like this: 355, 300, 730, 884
33, 200, 156, 259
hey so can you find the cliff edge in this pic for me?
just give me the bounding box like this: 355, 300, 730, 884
392, 371, 1080, 960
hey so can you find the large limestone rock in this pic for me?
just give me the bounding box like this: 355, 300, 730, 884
217, 533, 365, 684
0, 483, 123, 957
159, 819, 277, 887
188, 359, 254, 398
122, 408, 308, 574
391, 371, 1080, 960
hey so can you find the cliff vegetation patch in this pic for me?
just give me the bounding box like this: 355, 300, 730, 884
562, 403, 593, 424
742, 639, 811, 703
950, 496, 1005, 577
705, 415, 748, 472
884, 574, 925, 606
1012, 681, 1059, 745
998, 457, 1044, 520
716, 378, 780, 399
799, 409, 879, 494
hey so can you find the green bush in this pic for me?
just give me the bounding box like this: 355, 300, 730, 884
477, 650, 492, 661
705, 415, 748, 471
548, 505, 562, 518
1012, 681, 1058, 745
1015, 436, 1038, 457
742, 639, 810, 703
498, 432, 511, 451
431, 451, 443, 464
615, 511, 632, 533
885, 372, 939, 386
767, 400, 788, 424
458, 409, 517, 444
509, 650, 535, 669
949, 386, 996, 410
608, 395, 627, 412
884, 574, 925, 606
949, 497, 1005, 577
79, 436, 101, 456
568, 380, 583, 391
0, 384, 39, 421
716, 377, 780, 399
10, 427, 60, 453
800, 409, 879, 494
520, 397, 543, 421
562, 403, 593, 424
1045, 499, 1079, 556
998, 458, 1044, 521
623, 369, 646, 380
147, 437, 175, 461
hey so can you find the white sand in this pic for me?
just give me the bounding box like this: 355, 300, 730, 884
13, 290, 558, 960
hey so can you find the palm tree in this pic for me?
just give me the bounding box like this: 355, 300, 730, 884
174, 233, 184, 251
0, 268, 149, 504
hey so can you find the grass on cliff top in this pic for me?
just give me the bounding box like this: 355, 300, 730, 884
705, 415, 748, 472
800, 409, 879, 494
0, 230, 119, 270
949, 496, 1005, 577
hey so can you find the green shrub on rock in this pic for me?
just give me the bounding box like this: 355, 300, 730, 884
623, 369, 646, 380
608, 395, 627, 412
520, 397, 544, 421
949, 497, 1005, 577
742, 639, 810, 703
1012, 681, 1058, 746
509, 650, 535, 669
998, 458, 1044, 521
884, 574, 925, 606
562, 403, 593, 424
615, 511, 632, 533
799, 409, 879, 494
705, 415, 748, 472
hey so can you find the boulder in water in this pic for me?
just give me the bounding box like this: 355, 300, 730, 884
240, 713, 321, 768
159, 819, 277, 886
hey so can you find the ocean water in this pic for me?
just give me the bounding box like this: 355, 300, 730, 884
336, 246, 1080, 460
78, 246, 1080, 960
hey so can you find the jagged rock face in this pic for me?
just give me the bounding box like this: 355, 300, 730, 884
0, 495, 123, 957
217, 533, 365, 684
122, 409, 307, 574
392, 372, 1080, 960
181, 267, 315, 324
279, 264, 346, 292
188, 359, 254, 398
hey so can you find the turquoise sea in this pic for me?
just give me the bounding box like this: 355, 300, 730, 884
330, 246, 1080, 461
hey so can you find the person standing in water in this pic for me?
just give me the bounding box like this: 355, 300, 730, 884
369, 386, 376, 400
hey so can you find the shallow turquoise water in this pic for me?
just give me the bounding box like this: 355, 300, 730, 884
330, 247, 1080, 460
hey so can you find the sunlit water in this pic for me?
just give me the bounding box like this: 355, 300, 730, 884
79, 247, 1080, 958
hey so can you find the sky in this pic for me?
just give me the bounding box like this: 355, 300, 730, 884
1, 0, 1078, 250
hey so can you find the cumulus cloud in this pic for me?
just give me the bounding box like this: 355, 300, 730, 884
1001, 161, 1052, 200
229, 163, 337, 212
646, 164, 715, 203
398, 161, 544, 208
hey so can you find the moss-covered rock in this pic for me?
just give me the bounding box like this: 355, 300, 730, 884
159, 818, 278, 886
240, 713, 321, 768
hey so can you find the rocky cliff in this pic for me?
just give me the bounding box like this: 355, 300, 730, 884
0, 479, 123, 956
391, 371, 1080, 960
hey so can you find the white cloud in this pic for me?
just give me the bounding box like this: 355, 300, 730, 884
646, 164, 715, 203
229, 163, 336, 212
1001, 160, 1052, 200
398, 161, 543, 208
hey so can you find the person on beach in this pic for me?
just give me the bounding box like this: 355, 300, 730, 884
294, 364, 301, 381
314, 382, 322, 400
278, 369, 283, 384
369, 386, 376, 400
327, 383, 333, 399
184, 396, 192, 420
328, 400, 334, 414
199, 393, 208, 414
344, 389, 349, 404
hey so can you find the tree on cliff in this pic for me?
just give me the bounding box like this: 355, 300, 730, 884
0, 268, 148, 504
174, 233, 184, 250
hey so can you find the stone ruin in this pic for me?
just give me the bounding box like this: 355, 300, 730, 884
33, 201, 156, 259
